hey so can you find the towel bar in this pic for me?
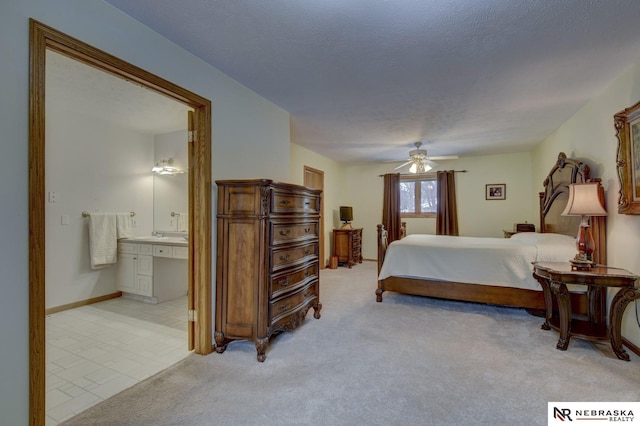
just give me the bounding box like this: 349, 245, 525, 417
81, 211, 136, 217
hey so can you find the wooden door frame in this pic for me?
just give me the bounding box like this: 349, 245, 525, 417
29, 20, 212, 426
304, 166, 325, 268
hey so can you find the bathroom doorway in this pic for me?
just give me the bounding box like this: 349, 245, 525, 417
29, 20, 212, 426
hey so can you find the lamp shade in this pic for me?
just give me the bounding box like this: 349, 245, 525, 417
339, 206, 353, 222
561, 183, 607, 217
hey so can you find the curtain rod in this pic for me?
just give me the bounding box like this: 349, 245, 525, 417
378, 170, 467, 177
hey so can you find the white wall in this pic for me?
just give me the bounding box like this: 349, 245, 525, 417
345, 152, 535, 260
45, 104, 155, 309
290, 143, 348, 266
1, 1, 291, 423
444, 153, 535, 237
533, 60, 640, 348
154, 130, 189, 231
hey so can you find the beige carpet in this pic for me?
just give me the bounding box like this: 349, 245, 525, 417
62, 261, 640, 425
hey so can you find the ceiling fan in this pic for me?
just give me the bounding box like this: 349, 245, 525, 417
394, 142, 458, 173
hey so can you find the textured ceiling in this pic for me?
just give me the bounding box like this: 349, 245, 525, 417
101, 0, 640, 163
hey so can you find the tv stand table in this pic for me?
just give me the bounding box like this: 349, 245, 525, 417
333, 228, 363, 268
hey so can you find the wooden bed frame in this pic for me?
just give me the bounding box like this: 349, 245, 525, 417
376, 152, 607, 310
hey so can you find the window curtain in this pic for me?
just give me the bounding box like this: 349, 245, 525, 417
436, 170, 459, 236
382, 173, 402, 243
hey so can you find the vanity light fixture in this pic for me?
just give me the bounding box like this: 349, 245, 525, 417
152, 158, 184, 175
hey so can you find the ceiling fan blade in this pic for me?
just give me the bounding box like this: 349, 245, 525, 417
383, 158, 409, 163
429, 155, 459, 160
425, 159, 438, 168
394, 161, 412, 170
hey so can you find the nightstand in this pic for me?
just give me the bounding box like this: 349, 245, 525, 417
333, 228, 363, 268
532, 261, 639, 361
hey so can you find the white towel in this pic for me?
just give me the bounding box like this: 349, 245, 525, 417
88, 213, 117, 269
116, 213, 132, 239
176, 212, 188, 232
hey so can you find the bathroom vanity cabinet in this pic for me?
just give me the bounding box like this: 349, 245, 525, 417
117, 241, 187, 303
214, 179, 322, 362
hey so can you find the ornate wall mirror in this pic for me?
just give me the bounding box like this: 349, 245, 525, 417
614, 99, 640, 214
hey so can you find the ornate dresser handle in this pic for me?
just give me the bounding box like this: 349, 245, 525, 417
278, 277, 290, 287
278, 302, 291, 312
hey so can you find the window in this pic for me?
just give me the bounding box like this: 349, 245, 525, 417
400, 173, 437, 217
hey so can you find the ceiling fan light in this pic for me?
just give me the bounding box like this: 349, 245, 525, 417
409, 163, 417, 173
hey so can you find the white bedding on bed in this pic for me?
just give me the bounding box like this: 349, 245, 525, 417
377, 232, 576, 291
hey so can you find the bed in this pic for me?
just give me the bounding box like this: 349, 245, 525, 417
376, 152, 607, 310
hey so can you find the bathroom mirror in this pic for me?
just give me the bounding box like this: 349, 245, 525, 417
153, 129, 189, 232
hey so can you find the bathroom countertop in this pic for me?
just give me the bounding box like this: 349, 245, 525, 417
120, 236, 188, 247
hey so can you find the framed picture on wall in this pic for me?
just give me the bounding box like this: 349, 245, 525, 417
614, 99, 640, 214
486, 183, 506, 200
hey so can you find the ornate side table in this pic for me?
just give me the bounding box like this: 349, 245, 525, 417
533, 261, 639, 361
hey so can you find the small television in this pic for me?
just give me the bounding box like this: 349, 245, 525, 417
339, 206, 353, 229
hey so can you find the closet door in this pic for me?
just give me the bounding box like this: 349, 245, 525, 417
304, 166, 324, 268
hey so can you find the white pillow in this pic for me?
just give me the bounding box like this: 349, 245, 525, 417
510, 232, 576, 262
510, 232, 570, 243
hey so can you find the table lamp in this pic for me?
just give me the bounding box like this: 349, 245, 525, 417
561, 182, 607, 270
340, 206, 353, 229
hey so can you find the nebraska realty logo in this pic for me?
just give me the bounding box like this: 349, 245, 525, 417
549, 403, 640, 424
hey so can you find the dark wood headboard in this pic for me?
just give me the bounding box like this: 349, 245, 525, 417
538, 152, 607, 264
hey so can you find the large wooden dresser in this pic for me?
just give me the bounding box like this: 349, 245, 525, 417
214, 179, 322, 362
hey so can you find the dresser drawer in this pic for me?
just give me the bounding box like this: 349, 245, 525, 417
271, 242, 317, 271
270, 263, 318, 299
271, 221, 318, 245
173, 246, 188, 259
153, 245, 173, 258
118, 242, 137, 254
270, 282, 318, 323
272, 192, 320, 214
138, 244, 154, 255
118, 242, 155, 255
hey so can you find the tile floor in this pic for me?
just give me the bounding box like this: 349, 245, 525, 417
46, 296, 191, 425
